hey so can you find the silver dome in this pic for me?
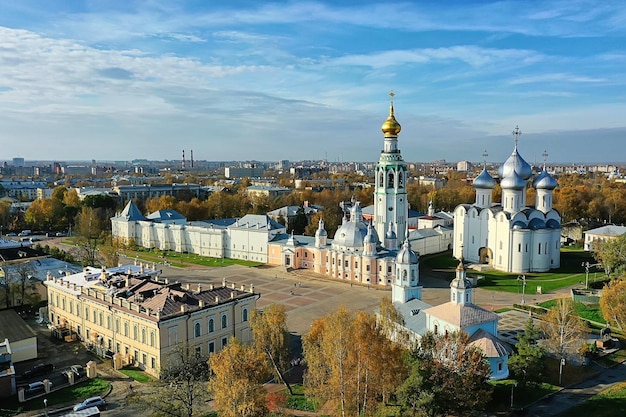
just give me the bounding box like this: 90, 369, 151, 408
532, 170, 558, 190
500, 169, 526, 190
498, 146, 533, 180
396, 239, 418, 264
474, 167, 496, 189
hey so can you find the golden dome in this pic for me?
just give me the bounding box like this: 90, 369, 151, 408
381, 93, 401, 136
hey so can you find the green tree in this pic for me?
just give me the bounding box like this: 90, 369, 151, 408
397, 331, 493, 417
250, 303, 293, 395
594, 234, 626, 279
508, 318, 545, 386
289, 205, 308, 235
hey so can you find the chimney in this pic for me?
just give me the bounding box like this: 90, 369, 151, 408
199, 300, 204, 308
191, 149, 194, 169
65, 270, 71, 277
249, 283, 254, 293
209, 283, 214, 290
230, 283, 235, 289
197, 284, 202, 293
185, 283, 190, 290
100, 267, 107, 281
125, 277, 130, 287
140, 263, 145, 273
215, 296, 220, 303
165, 278, 169, 284
46, 272, 52, 281
222, 277, 226, 287
182, 149, 186, 170
230, 291, 235, 299
72, 283, 77, 291
180, 305, 186, 313
240, 285, 245, 291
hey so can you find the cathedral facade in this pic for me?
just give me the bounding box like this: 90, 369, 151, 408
453, 128, 561, 273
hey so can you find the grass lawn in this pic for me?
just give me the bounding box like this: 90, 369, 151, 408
280, 384, 318, 412
594, 340, 626, 368
559, 381, 626, 417
1, 378, 110, 414
538, 299, 606, 324
119, 367, 155, 383
488, 380, 560, 411
122, 248, 263, 268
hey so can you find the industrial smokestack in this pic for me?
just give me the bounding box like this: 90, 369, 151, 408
190, 150, 194, 169
182, 149, 186, 170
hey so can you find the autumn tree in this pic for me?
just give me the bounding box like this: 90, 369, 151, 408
209, 338, 268, 417
396, 331, 493, 417
508, 318, 545, 386
303, 306, 408, 417
74, 206, 108, 266
540, 299, 585, 362
250, 303, 293, 395
594, 234, 626, 279
600, 279, 626, 331
145, 195, 177, 214
130, 343, 210, 417
25, 198, 64, 229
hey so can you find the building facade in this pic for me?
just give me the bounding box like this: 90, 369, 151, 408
583, 225, 626, 251
44, 264, 258, 377
453, 130, 561, 273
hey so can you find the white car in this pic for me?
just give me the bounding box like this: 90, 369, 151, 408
73, 396, 106, 411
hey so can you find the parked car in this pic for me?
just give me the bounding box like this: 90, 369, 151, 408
22, 363, 54, 379
26, 381, 45, 394
5, 232, 16, 236
73, 396, 106, 411
64, 364, 85, 380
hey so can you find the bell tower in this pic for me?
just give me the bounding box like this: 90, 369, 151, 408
374, 91, 408, 249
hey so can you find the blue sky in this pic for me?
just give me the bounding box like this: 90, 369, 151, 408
0, 0, 625, 164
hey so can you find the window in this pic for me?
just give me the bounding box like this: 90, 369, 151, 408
134, 350, 139, 363
242, 308, 248, 322
107, 315, 111, 329
98, 312, 103, 326
85, 308, 89, 321
151, 357, 156, 369
116, 319, 120, 333
69, 301, 73, 314
366, 265, 370, 272
62, 298, 66, 310
92, 309, 96, 323
141, 328, 146, 344
518, 244, 521, 252
195, 347, 201, 357
208, 318, 215, 333
133, 325, 138, 341
538, 243, 541, 255
221, 314, 228, 329
221, 337, 228, 348
150, 331, 155, 347
344, 260, 348, 268
116, 342, 120, 353
208, 341, 215, 354
194, 322, 201, 338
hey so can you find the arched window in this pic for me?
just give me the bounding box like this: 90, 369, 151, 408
141, 328, 146, 343
194, 322, 201, 338
388, 171, 394, 188
403, 270, 407, 281
150, 331, 155, 347
133, 325, 138, 340
398, 171, 404, 187
379, 171, 384, 187
124, 322, 129, 337
208, 318, 214, 333
221, 314, 228, 329
242, 308, 248, 322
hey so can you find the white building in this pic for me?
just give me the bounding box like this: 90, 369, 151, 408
453, 129, 561, 273
584, 225, 626, 251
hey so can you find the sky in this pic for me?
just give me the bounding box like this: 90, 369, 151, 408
1, 0, 626, 164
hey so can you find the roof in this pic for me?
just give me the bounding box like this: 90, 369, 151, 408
231, 214, 284, 230
267, 205, 323, 217
469, 328, 511, 358
394, 298, 432, 335
585, 225, 626, 237
117, 201, 146, 221
0, 309, 36, 341
147, 210, 187, 222
424, 302, 499, 328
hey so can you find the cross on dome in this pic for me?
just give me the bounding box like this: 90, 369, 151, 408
482, 150, 488, 167
512, 125, 522, 147
542, 150, 549, 169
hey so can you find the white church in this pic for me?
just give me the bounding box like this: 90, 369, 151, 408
453, 128, 561, 273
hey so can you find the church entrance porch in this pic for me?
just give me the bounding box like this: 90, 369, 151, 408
478, 247, 492, 265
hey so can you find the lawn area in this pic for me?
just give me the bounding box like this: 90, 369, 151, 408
421, 251, 459, 270
488, 380, 559, 411
119, 367, 155, 383
280, 384, 318, 412
0, 378, 110, 415
538, 299, 606, 324
559, 381, 626, 417
122, 248, 263, 268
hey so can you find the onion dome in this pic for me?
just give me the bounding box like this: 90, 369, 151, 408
498, 146, 533, 180
533, 170, 558, 190
546, 219, 561, 229
474, 167, 496, 189
396, 238, 418, 264
512, 221, 527, 230
528, 218, 546, 230
364, 223, 378, 245
500, 169, 526, 190
450, 258, 472, 289
315, 219, 327, 238
381, 102, 401, 136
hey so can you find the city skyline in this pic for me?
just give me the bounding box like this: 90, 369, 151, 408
1, 1, 625, 163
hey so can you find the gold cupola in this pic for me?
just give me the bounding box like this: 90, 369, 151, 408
381, 91, 401, 136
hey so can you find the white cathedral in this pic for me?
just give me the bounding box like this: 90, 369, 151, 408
453, 128, 561, 273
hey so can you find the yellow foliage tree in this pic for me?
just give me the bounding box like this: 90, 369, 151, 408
208, 338, 268, 417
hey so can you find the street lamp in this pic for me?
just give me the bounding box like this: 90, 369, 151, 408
44, 398, 48, 417
517, 275, 527, 305
581, 262, 601, 290
559, 358, 566, 385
